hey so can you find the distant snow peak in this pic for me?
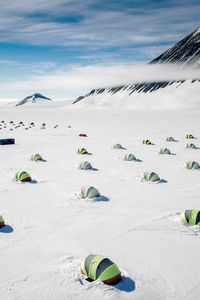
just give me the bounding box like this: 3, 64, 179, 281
16, 93, 52, 106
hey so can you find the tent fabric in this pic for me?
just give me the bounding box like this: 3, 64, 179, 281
83, 255, 96, 277
186, 134, 195, 139
166, 137, 175, 142
123, 153, 136, 161
186, 161, 200, 169
77, 148, 88, 154
98, 264, 121, 284
14, 171, 32, 182
78, 161, 92, 170
142, 139, 154, 145
180, 210, 200, 226
41, 123, 46, 129
142, 171, 160, 182
186, 143, 198, 149
81, 254, 121, 285
0, 215, 5, 228
31, 154, 43, 161
81, 186, 100, 199
112, 144, 125, 149
0, 139, 15, 145
159, 148, 171, 155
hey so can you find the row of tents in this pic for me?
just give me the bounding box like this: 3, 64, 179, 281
78, 147, 200, 170
0, 121, 198, 141
78, 142, 199, 156
0, 121, 73, 130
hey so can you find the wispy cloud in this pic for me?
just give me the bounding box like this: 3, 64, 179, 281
0, 0, 199, 51
0, 63, 199, 100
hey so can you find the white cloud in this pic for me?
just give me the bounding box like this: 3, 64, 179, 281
0, 63, 199, 100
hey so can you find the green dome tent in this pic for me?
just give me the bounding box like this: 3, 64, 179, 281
180, 210, 200, 226
78, 161, 92, 170
123, 153, 136, 161
81, 186, 100, 199
112, 144, 125, 149
81, 254, 121, 285
186, 134, 195, 139
186, 143, 198, 149
159, 148, 171, 155
142, 139, 154, 145
142, 171, 160, 182
186, 161, 200, 170
0, 215, 5, 228
31, 154, 43, 161
14, 171, 32, 182
77, 148, 88, 155
166, 137, 176, 142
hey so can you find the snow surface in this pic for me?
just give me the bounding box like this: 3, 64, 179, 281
0, 102, 200, 300
74, 80, 200, 109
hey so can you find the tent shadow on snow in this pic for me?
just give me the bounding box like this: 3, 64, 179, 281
0, 225, 14, 233
158, 179, 168, 184
79, 167, 98, 171
91, 167, 98, 171
93, 195, 109, 202
27, 179, 38, 184
113, 276, 136, 292
135, 158, 143, 162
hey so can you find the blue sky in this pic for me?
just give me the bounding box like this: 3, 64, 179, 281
0, 0, 199, 99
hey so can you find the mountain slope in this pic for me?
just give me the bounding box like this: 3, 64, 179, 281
73, 26, 200, 106
16, 93, 52, 106
151, 27, 200, 65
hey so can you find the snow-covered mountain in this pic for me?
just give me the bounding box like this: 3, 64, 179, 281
151, 27, 200, 65
73, 26, 200, 106
16, 93, 52, 106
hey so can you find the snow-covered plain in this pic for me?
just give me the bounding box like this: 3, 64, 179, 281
0, 101, 200, 300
